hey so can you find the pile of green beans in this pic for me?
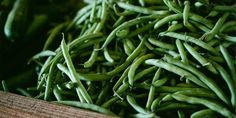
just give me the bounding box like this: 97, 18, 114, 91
2, 0, 236, 117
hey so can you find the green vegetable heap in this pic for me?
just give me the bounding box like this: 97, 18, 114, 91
2, 0, 236, 117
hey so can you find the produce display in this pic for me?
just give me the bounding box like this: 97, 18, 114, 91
1, 0, 236, 117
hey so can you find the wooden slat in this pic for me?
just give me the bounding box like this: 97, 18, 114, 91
0, 91, 114, 118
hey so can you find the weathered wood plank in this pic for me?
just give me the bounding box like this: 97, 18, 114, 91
0, 91, 113, 118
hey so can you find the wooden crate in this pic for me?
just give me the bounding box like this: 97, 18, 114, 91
0, 91, 115, 118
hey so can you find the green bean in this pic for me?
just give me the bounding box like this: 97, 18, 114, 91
153, 48, 180, 59
125, 39, 135, 51
107, 38, 146, 75
113, 67, 130, 92
146, 68, 162, 109
174, 89, 217, 99
163, 0, 181, 13
190, 109, 217, 118
116, 28, 129, 38
93, 0, 107, 33
67, 2, 96, 30
89, 1, 97, 22
189, 13, 214, 29
154, 13, 182, 29
123, 40, 132, 56
126, 95, 149, 114
75, 11, 91, 26
61, 39, 92, 103
64, 81, 75, 89
159, 32, 218, 55
84, 43, 100, 68
113, 5, 136, 16
56, 101, 116, 116
1, 80, 9, 92
130, 113, 158, 118
220, 21, 236, 33
16, 88, 31, 97
212, 61, 236, 108
213, 5, 236, 13
155, 102, 198, 112
151, 93, 167, 112
145, 59, 207, 88
178, 110, 185, 118
53, 85, 63, 101
134, 66, 158, 82
129, 19, 159, 37
101, 96, 119, 108
148, 37, 176, 50
176, 39, 188, 64
190, 20, 210, 33
4, 0, 29, 39
95, 83, 110, 105
43, 22, 68, 50
172, 94, 235, 118
83, 22, 98, 35
128, 54, 155, 86
183, 43, 217, 74
44, 60, 57, 100
34, 92, 45, 99
220, 34, 236, 43
103, 47, 114, 64
113, 16, 125, 28
163, 55, 230, 105
57, 64, 111, 81
183, 1, 196, 32
100, 15, 161, 50
200, 13, 229, 42
29, 50, 56, 62
220, 45, 236, 84
153, 76, 169, 87
115, 82, 129, 97
26, 14, 48, 38
167, 23, 184, 32
117, 2, 169, 15
206, 54, 224, 63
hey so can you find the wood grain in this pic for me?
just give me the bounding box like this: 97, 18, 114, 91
0, 91, 114, 118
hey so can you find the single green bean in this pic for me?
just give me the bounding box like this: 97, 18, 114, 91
103, 47, 114, 64
61, 39, 92, 103
154, 13, 182, 29
126, 95, 150, 114
1, 80, 8, 92
190, 109, 217, 118
84, 43, 100, 68
213, 61, 236, 105
176, 39, 188, 64
167, 23, 184, 32
220, 45, 236, 84
148, 37, 176, 50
